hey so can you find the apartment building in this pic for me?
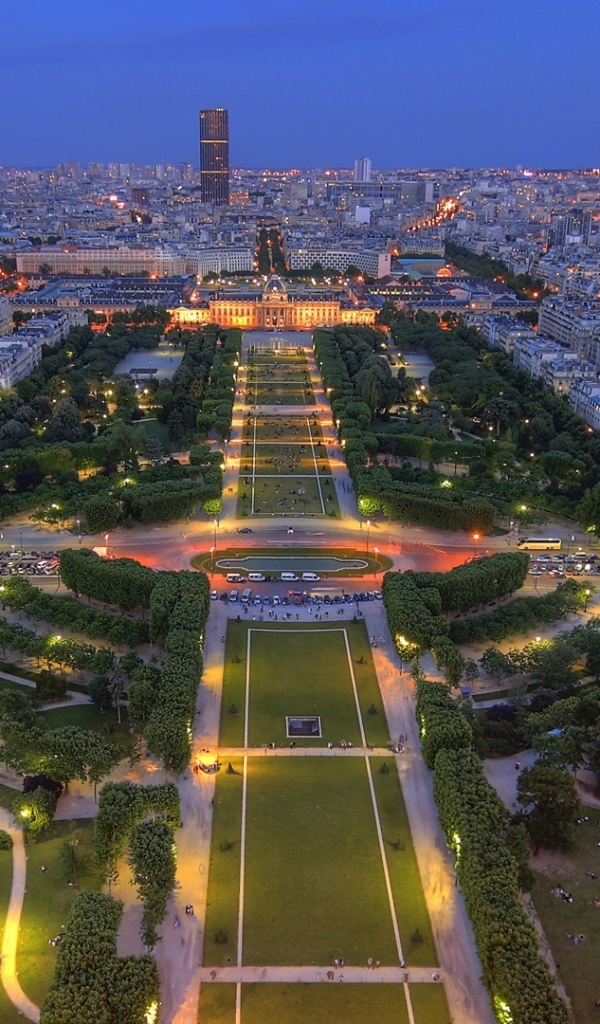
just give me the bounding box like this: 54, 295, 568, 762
16, 247, 185, 277
288, 248, 391, 278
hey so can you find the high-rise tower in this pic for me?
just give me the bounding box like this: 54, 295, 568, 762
199, 108, 230, 206
354, 156, 372, 183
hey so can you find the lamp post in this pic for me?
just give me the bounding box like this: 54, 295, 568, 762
584, 589, 592, 613
76, 519, 81, 543
105, 533, 109, 558
472, 532, 480, 558
374, 547, 379, 578
366, 519, 371, 555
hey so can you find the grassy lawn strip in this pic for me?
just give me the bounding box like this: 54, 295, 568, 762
192, 548, 392, 577
409, 983, 452, 1024
198, 982, 236, 1024
243, 758, 398, 966
242, 983, 409, 1024
370, 758, 437, 967
531, 820, 600, 1024
18, 818, 102, 1010
219, 622, 247, 747
202, 757, 244, 967
349, 621, 390, 748
42, 704, 134, 759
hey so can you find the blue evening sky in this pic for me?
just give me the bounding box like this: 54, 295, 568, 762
4, 0, 600, 168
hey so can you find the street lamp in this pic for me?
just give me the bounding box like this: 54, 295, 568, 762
366, 519, 371, 555
76, 519, 81, 542
584, 589, 592, 612
105, 533, 109, 557
374, 547, 379, 577
472, 532, 480, 557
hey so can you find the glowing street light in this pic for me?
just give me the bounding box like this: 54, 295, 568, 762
472, 532, 480, 557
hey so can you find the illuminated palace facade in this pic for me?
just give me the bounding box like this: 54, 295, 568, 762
168, 276, 376, 330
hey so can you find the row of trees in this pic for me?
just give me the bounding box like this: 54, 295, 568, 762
40, 891, 160, 1024
416, 679, 571, 1024
0, 615, 115, 675
450, 579, 591, 644
314, 327, 496, 532
0, 576, 150, 646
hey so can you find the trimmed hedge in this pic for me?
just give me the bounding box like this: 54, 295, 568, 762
40, 891, 160, 1024
59, 548, 156, 612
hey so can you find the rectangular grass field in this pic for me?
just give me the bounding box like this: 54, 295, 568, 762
243, 757, 399, 966
219, 621, 390, 749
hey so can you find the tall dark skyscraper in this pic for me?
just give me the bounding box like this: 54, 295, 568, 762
199, 108, 230, 206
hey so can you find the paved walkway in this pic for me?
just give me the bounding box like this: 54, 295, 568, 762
199, 965, 442, 984
0, 809, 40, 1022
0, 667, 88, 709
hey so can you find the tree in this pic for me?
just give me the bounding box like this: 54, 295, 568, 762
463, 659, 479, 685
13, 786, 57, 835
128, 819, 176, 948
84, 495, 120, 533
0, 689, 37, 733
517, 764, 581, 851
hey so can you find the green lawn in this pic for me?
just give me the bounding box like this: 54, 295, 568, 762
239, 474, 337, 518
409, 984, 452, 1024
241, 984, 409, 1024
242, 441, 330, 476
218, 621, 390, 748
531, 820, 600, 1024
0, 784, 19, 810
42, 704, 134, 758
137, 417, 172, 448
18, 818, 103, 1010
203, 757, 244, 968
371, 759, 437, 967
245, 382, 315, 406
243, 758, 399, 966
198, 983, 237, 1023
244, 416, 323, 445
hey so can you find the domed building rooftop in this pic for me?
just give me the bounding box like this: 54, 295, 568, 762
262, 275, 288, 299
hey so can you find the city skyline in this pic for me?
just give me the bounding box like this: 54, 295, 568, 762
3, 0, 600, 169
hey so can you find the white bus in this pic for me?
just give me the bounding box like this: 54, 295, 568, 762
516, 537, 562, 551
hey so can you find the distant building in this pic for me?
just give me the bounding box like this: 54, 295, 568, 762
354, 157, 372, 183
548, 208, 592, 249
0, 296, 12, 337
131, 187, 150, 207
199, 108, 230, 206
